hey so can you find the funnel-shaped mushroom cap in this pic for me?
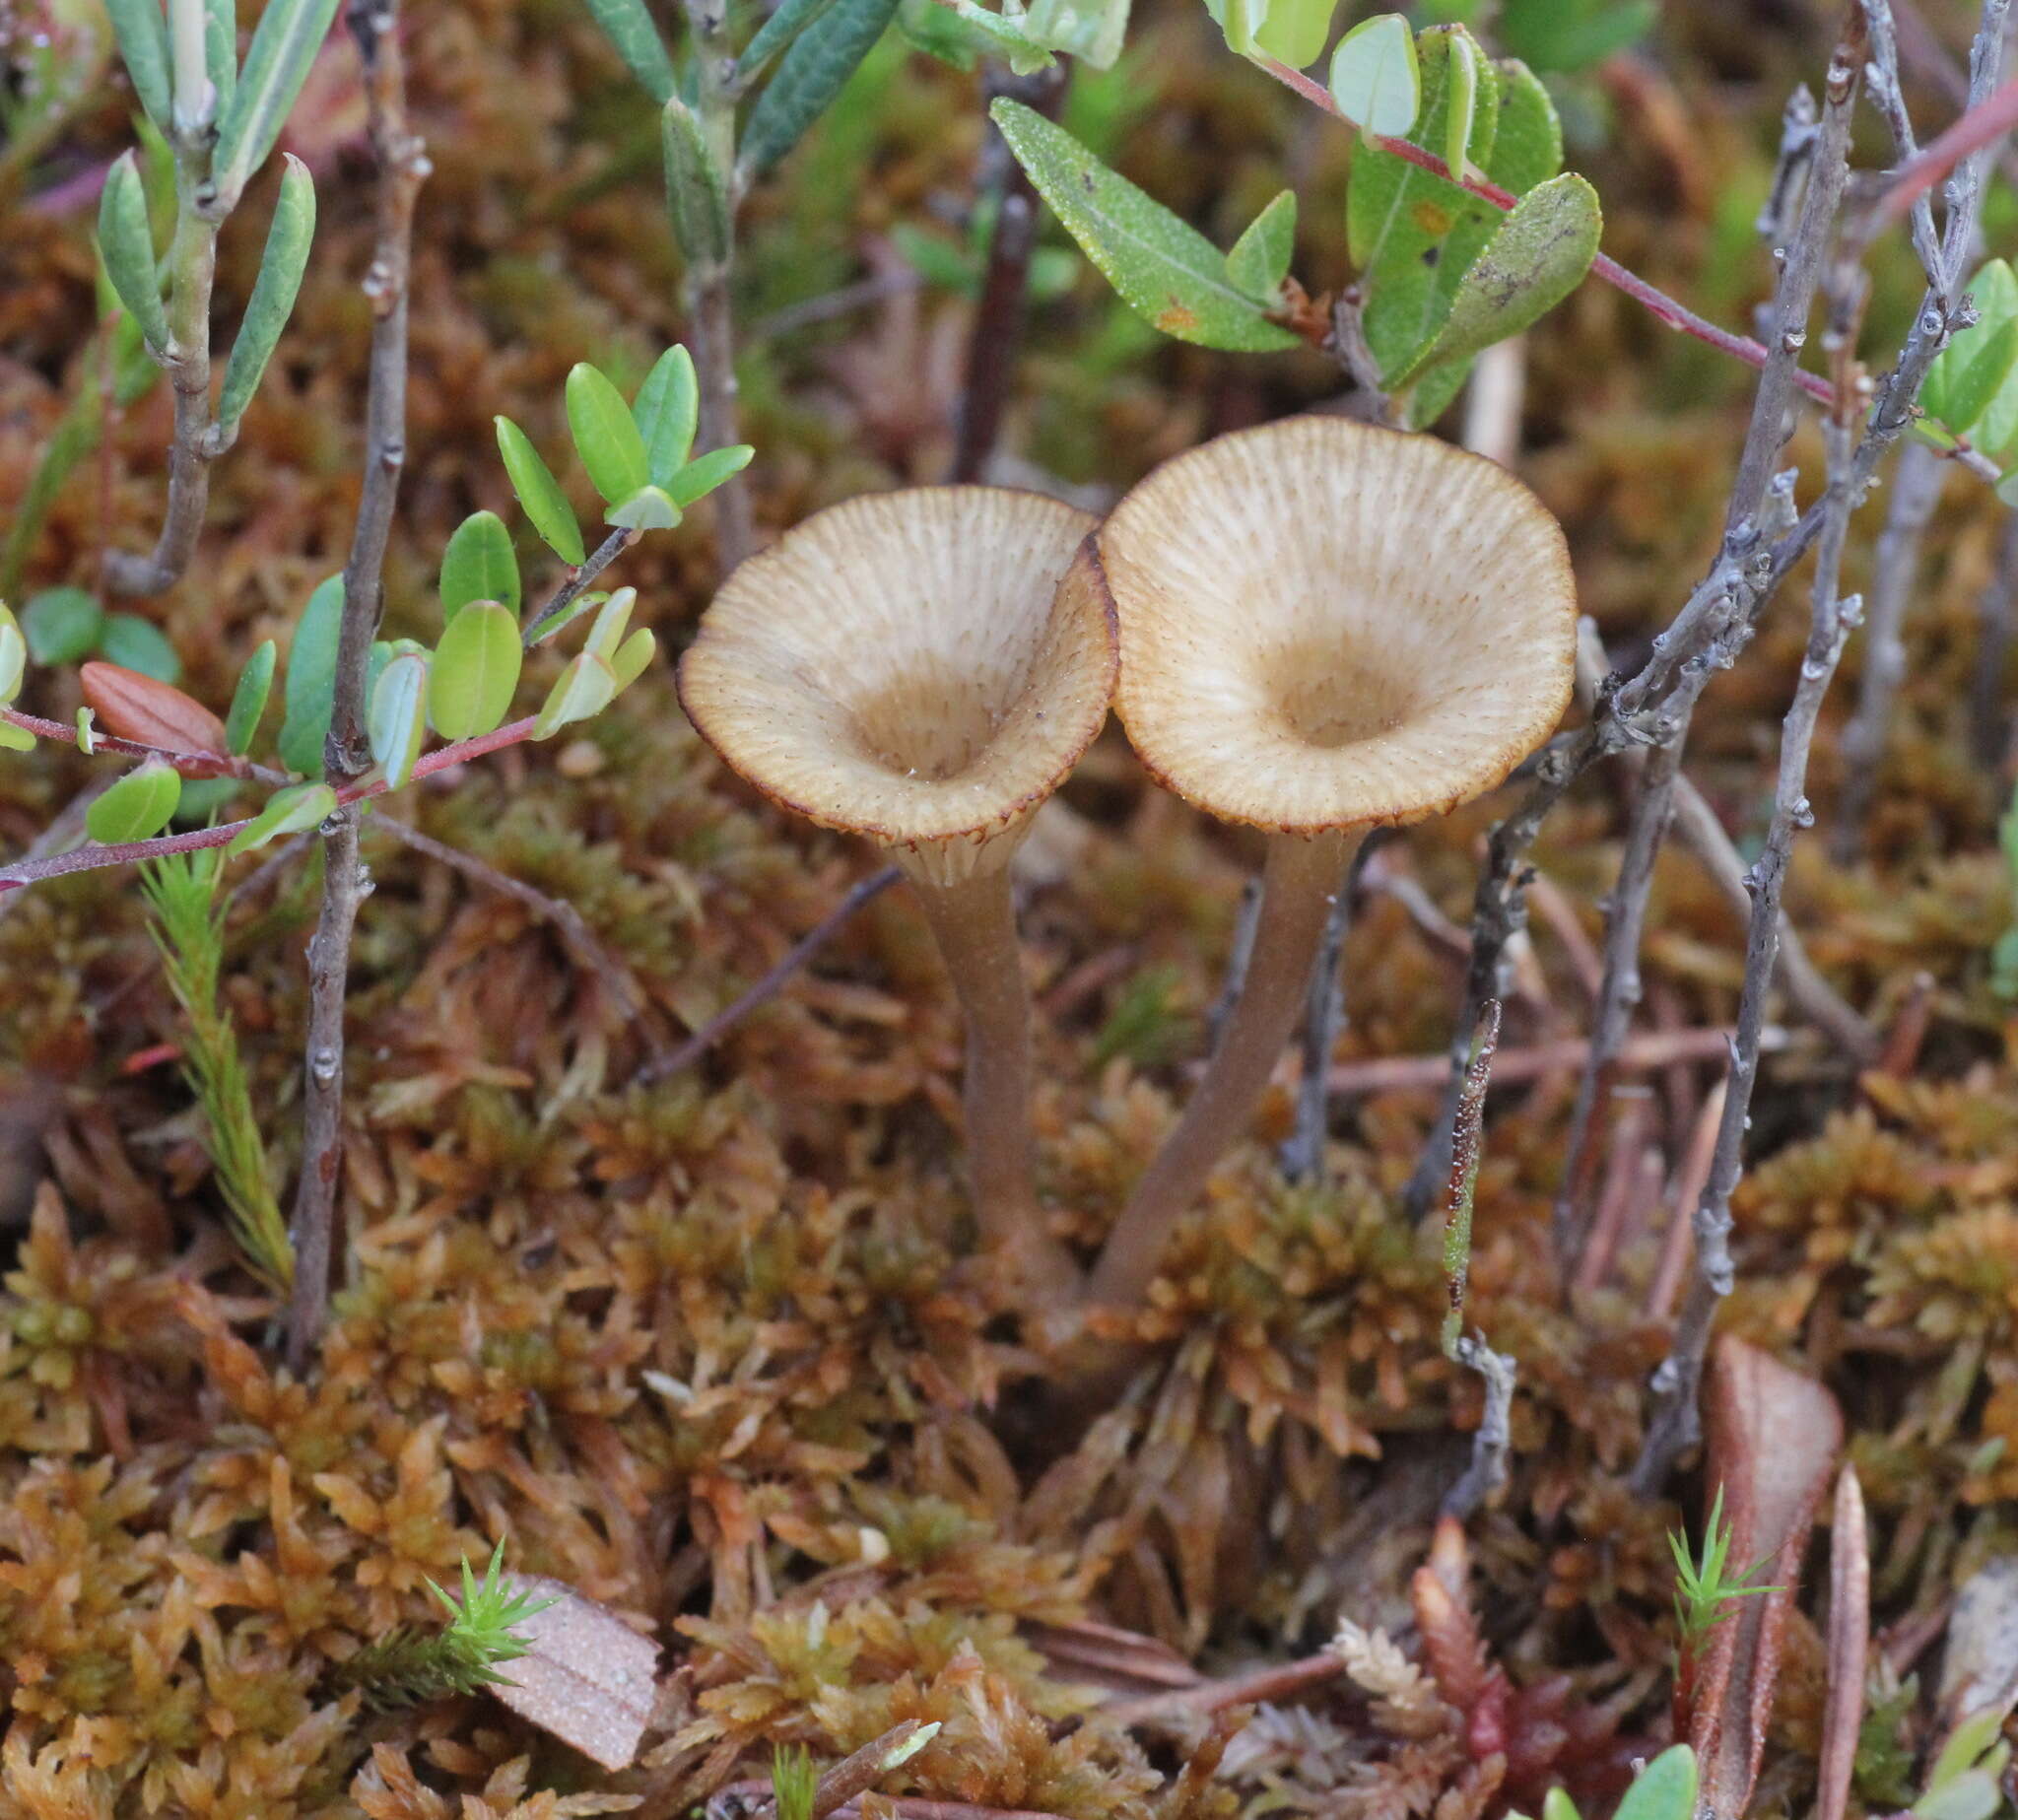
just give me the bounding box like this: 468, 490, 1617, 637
1101, 416, 1577, 835
679, 488, 1111, 886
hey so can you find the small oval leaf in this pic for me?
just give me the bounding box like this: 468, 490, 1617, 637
608, 484, 683, 530
633, 345, 700, 486
100, 613, 181, 682
0, 623, 25, 704
88, 761, 182, 844
496, 416, 586, 566
80, 660, 228, 755
1225, 191, 1297, 301
582, 587, 637, 664
580, 0, 676, 101
367, 650, 430, 789
22, 587, 105, 666
98, 152, 168, 353
440, 509, 522, 621
668, 444, 755, 507
1612, 1747, 1698, 1820
217, 156, 317, 436
661, 98, 731, 271
566, 364, 651, 507
533, 651, 618, 739
739, 0, 902, 176
209, 0, 343, 208
431, 601, 522, 740
1444, 31, 1479, 179
279, 574, 344, 775
610, 627, 655, 695
225, 640, 278, 756
227, 779, 336, 856
1328, 13, 1419, 137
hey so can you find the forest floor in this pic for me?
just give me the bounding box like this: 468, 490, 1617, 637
2, 1, 2016, 1816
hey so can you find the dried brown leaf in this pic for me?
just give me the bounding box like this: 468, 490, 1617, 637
1690, 1338, 1844, 1820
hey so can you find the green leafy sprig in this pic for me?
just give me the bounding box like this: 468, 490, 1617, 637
336, 1543, 556, 1712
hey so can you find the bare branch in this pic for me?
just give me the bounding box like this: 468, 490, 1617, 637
1634, 231, 1872, 1495
635, 865, 902, 1087
952, 63, 1066, 483
288, 0, 429, 1373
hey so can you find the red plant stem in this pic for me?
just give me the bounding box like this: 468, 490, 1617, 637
1872, 67, 2018, 233
1, 706, 291, 783
1253, 55, 1840, 411
0, 717, 539, 896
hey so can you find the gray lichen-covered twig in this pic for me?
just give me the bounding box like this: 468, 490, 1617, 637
1634, 177, 1876, 1498
287, 0, 428, 1373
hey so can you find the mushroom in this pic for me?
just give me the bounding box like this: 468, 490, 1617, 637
678, 487, 1112, 1297
1082, 415, 1578, 1308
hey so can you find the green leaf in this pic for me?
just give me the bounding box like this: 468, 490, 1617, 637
104, 0, 173, 130
0, 723, 34, 754
495, 416, 586, 565
224, 639, 276, 755
1347, 26, 1504, 384
1948, 319, 2018, 443
367, 649, 429, 789
581, 586, 637, 663
634, 346, 701, 486
98, 152, 168, 354
738, 0, 846, 87
22, 587, 105, 666
669, 443, 755, 506
739, 0, 901, 176
661, 98, 732, 270
0, 622, 24, 704
608, 484, 683, 530
1327, 13, 1419, 136
580, 0, 675, 101
440, 509, 521, 622
278, 573, 343, 775
1251, 0, 1333, 69
210, 0, 342, 207
88, 762, 182, 844
227, 779, 334, 855
430, 601, 522, 740
1541, 1790, 1581, 1820
1019, 0, 1128, 68
991, 99, 1298, 352
1922, 261, 2018, 438
1612, 1747, 1697, 1820
101, 613, 181, 682
1917, 1772, 2003, 1820
610, 626, 655, 694
1225, 190, 1296, 301
217, 155, 315, 435
1500, 0, 1653, 73
1485, 57, 1564, 192
205, 0, 237, 114
1395, 172, 1600, 386
1927, 1710, 2012, 1800
1201, 0, 1264, 58
565, 364, 650, 507
533, 651, 618, 738
924, 0, 1053, 71
1444, 29, 1479, 179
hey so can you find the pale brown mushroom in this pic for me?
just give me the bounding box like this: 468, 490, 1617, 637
1083, 415, 1578, 1307
678, 487, 1112, 1297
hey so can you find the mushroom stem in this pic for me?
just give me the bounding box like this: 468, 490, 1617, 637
1089, 828, 1361, 1307
914, 865, 1081, 1300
